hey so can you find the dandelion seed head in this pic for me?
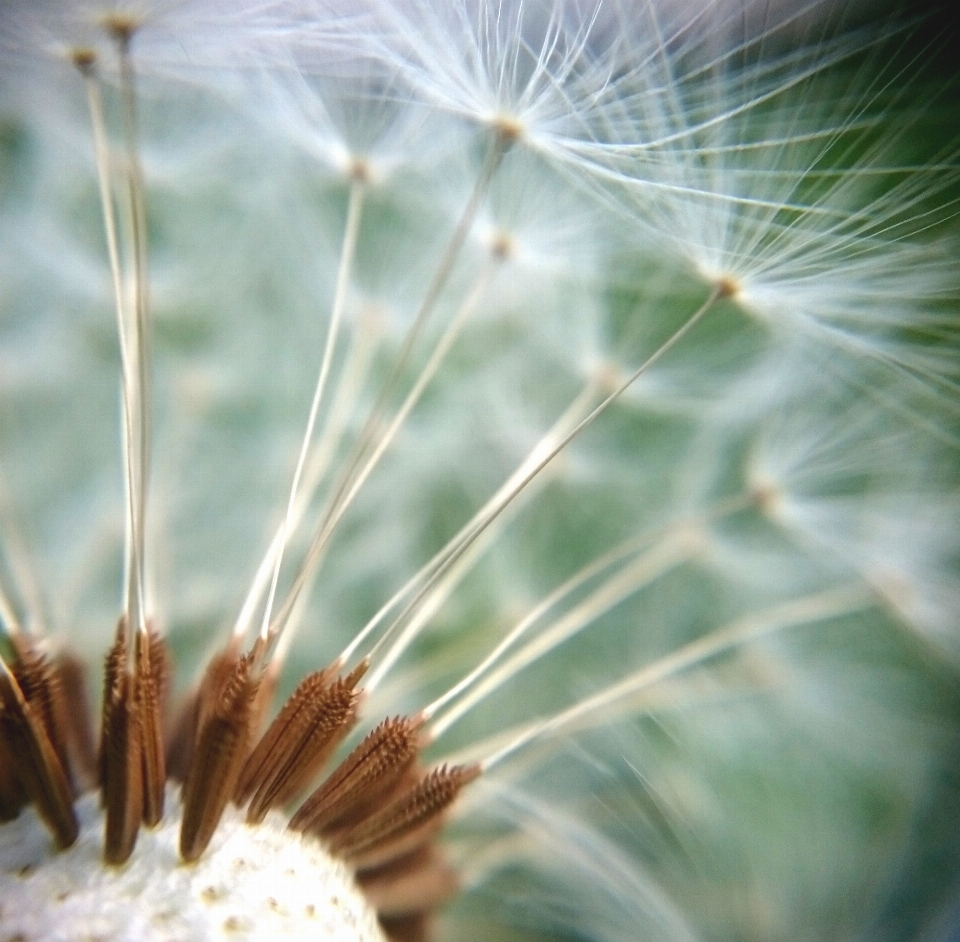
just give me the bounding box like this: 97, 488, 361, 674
1, 1, 960, 941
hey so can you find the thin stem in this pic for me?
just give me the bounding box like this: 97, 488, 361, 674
264, 134, 511, 647
78, 60, 141, 661
338, 382, 599, 669
480, 584, 871, 771
268, 255, 501, 644
363, 502, 507, 693
115, 33, 151, 645
362, 286, 724, 684
259, 179, 366, 642
422, 495, 752, 728
320, 133, 510, 536
430, 528, 702, 740
232, 302, 381, 640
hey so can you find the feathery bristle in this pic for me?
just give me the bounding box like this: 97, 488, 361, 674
1, 4, 958, 940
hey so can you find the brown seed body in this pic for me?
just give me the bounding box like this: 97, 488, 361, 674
10, 635, 73, 791
245, 664, 364, 824
235, 663, 337, 807
290, 715, 421, 835
179, 652, 261, 862
0, 668, 78, 849
358, 847, 459, 917
101, 669, 144, 864
0, 731, 27, 820
138, 629, 170, 827
331, 764, 480, 869
99, 622, 127, 799
55, 651, 98, 790
166, 640, 241, 781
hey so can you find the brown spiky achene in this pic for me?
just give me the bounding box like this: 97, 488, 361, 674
1, 18, 480, 942
99, 624, 143, 865
98, 619, 171, 863
0, 626, 478, 941
234, 662, 337, 804
0, 656, 77, 850
178, 647, 263, 862
0, 635, 96, 822
237, 660, 364, 821
330, 764, 481, 870
8, 633, 73, 785
291, 714, 424, 835
138, 627, 170, 827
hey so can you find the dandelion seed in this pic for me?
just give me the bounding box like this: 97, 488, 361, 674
1, 3, 959, 942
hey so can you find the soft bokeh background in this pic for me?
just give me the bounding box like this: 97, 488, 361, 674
1, 2, 959, 940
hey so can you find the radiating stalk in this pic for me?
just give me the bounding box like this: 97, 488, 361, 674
423, 494, 754, 730
360, 286, 727, 685
112, 27, 152, 645
339, 381, 600, 671
479, 585, 872, 771
232, 301, 381, 640
430, 529, 702, 739
258, 179, 366, 644
268, 254, 502, 644
261, 134, 513, 646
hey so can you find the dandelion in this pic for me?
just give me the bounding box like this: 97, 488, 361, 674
1, 2, 959, 942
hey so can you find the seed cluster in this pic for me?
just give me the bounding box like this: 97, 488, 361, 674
0, 627, 479, 941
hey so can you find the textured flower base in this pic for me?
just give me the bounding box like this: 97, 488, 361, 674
0, 787, 385, 942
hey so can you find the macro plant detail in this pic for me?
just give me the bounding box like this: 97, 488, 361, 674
0, 2, 958, 942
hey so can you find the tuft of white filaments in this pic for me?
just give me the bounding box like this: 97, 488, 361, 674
0, 787, 386, 942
